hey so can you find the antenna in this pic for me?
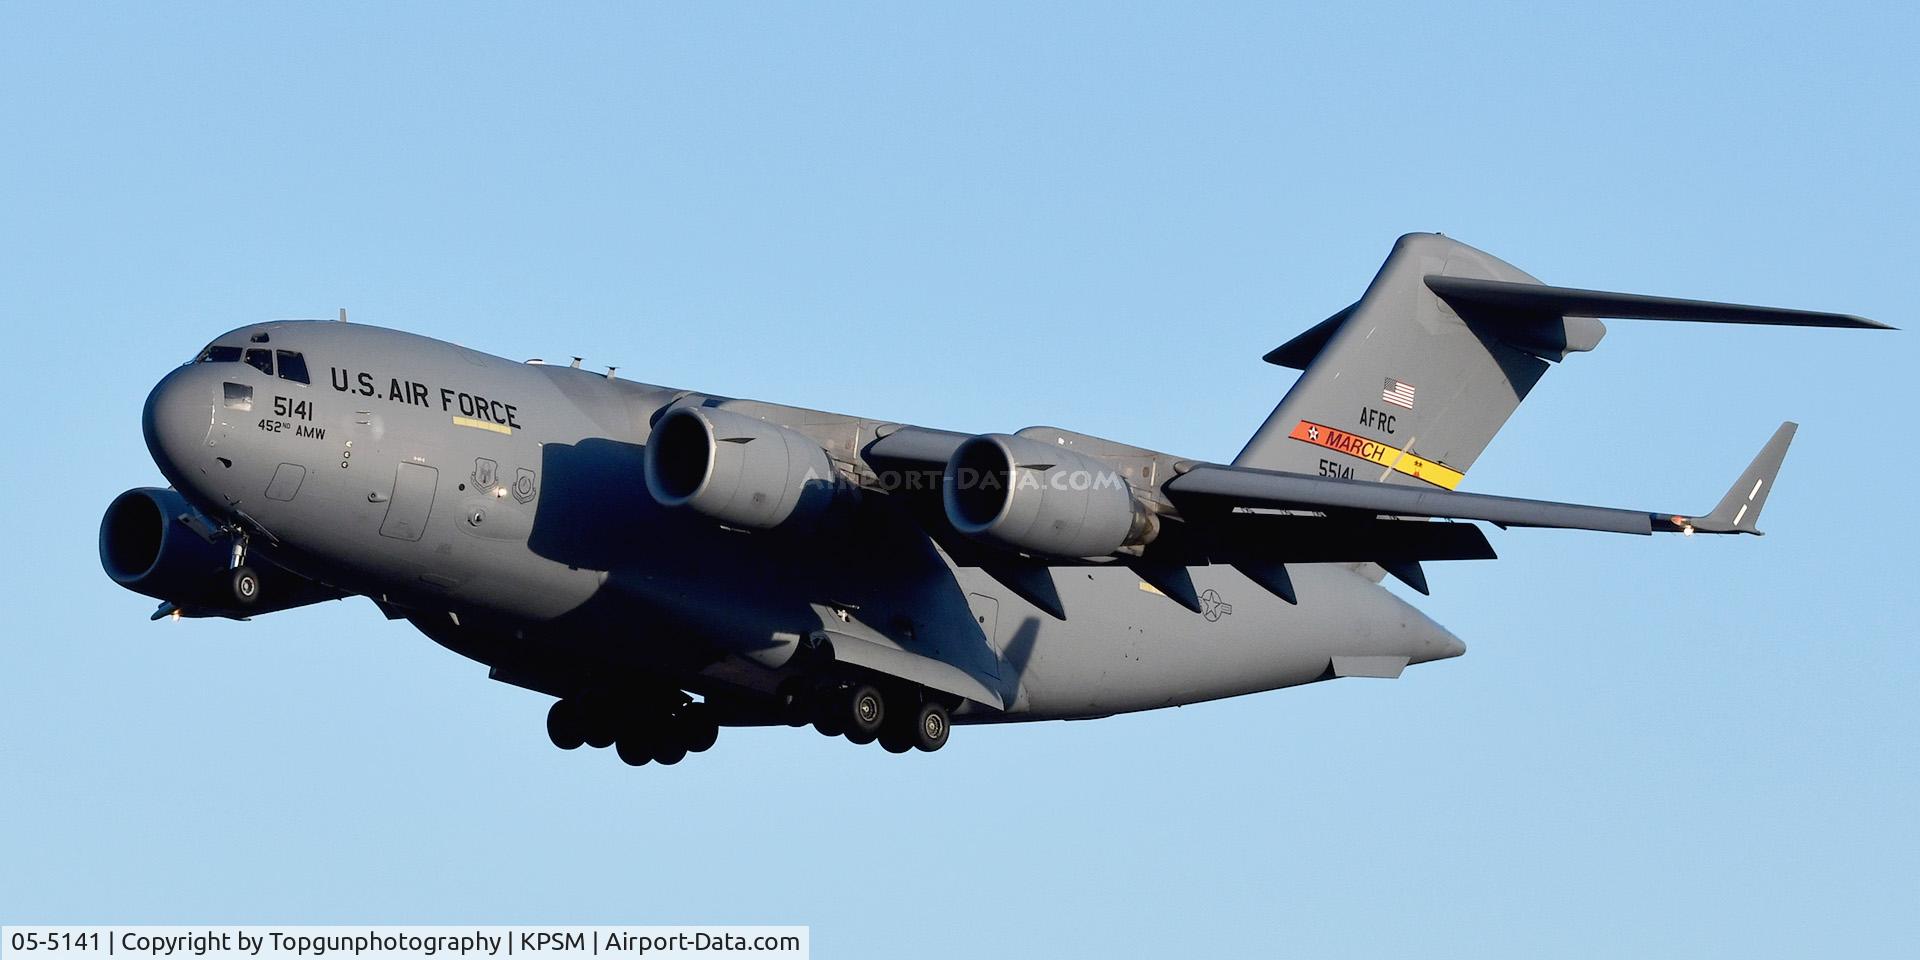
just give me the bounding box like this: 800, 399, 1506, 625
569, 357, 582, 368
606, 366, 618, 381
337, 308, 347, 323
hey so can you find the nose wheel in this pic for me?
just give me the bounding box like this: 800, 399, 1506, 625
230, 565, 261, 606
225, 531, 261, 606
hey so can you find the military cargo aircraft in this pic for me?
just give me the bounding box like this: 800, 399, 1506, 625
101, 234, 1888, 764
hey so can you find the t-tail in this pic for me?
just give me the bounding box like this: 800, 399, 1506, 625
1236, 233, 1889, 491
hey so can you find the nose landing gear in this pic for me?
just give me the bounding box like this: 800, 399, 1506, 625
227, 533, 260, 607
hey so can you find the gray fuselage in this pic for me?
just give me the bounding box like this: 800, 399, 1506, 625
139, 320, 1462, 722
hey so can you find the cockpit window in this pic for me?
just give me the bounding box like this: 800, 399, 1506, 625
243, 348, 274, 376
223, 382, 254, 411
275, 350, 310, 385
198, 345, 243, 363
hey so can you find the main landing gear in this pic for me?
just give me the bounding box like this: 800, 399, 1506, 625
788, 679, 951, 754
546, 680, 952, 767
545, 694, 720, 767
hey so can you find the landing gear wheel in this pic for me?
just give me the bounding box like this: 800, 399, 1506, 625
652, 738, 688, 766
842, 684, 885, 745
878, 725, 914, 754
546, 700, 586, 750
811, 693, 845, 737
230, 565, 261, 606
582, 703, 616, 749
678, 704, 720, 753
912, 702, 950, 753
615, 732, 654, 766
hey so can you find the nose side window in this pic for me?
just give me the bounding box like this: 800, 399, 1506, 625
275, 350, 310, 385
243, 349, 274, 376
198, 345, 242, 363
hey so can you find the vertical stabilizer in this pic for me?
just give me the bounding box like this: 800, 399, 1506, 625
1236, 234, 1604, 489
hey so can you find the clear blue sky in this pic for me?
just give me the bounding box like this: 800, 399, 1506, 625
3, 2, 1915, 956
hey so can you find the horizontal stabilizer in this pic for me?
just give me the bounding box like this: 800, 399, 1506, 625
1426, 275, 1892, 330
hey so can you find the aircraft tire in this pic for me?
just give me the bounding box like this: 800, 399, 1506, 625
878, 726, 914, 754
842, 684, 885, 745
230, 566, 261, 606
652, 739, 688, 765
582, 703, 617, 749
911, 702, 950, 753
679, 705, 720, 753
615, 733, 654, 767
546, 699, 587, 750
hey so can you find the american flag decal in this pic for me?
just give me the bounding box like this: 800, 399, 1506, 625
1381, 378, 1416, 409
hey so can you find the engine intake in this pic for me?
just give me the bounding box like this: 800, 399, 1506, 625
101, 488, 231, 602
644, 406, 848, 532
101, 487, 344, 618
943, 433, 1157, 558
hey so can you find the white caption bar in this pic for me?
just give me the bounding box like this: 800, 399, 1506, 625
3, 928, 807, 960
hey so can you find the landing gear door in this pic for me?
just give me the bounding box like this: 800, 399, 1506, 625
967, 592, 1002, 679
380, 462, 438, 542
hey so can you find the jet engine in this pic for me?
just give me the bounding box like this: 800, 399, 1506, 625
100, 487, 339, 617
644, 406, 849, 532
942, 433, 1158, 558
100, 487, 234, 607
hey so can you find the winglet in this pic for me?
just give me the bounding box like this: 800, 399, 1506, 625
1671, 422, 1796, 535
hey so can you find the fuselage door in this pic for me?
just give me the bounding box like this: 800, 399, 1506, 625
967, 592, 1002, 679
380, 462, 438, 542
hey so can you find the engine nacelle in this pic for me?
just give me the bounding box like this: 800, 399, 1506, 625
100, 487, 342, 618
644, 405, 848, 532
100, 487, 233, 607
942, 433, 1157, 558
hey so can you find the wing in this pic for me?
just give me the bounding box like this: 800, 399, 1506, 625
861, 421, 1793, 612
1167, 422, 1797, 537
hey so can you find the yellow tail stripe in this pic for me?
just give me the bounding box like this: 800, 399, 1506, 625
1287, 420, 1465, 490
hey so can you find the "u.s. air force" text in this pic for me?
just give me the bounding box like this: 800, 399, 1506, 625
329, 367, 522, 430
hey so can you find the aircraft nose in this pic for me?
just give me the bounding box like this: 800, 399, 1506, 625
142, 365, 215, 488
